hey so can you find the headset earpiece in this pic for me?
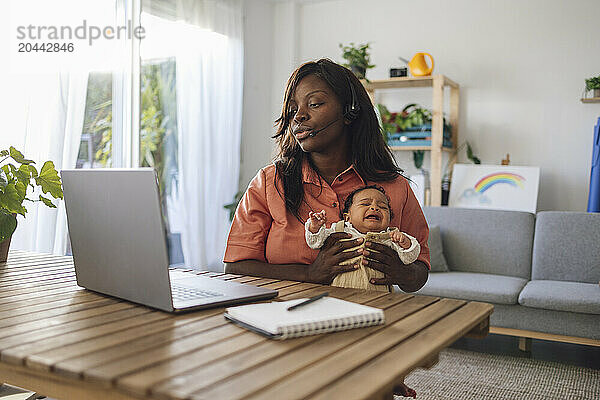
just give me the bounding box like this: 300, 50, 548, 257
343, 74, 360, 121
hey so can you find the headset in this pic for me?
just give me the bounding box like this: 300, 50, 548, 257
342, 73, 360, 121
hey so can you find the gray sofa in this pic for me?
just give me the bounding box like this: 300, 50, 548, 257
416, 207, 600, 342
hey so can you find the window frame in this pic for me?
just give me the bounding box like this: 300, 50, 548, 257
112, 0, 141, 168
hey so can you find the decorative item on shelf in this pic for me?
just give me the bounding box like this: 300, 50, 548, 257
391, 57, 409, 78
584, 75, 600, 99
389, 67, 408, 78
339, 42, 375, 80
0, 147, 63, 262
398, 53, 434, 77
501, 154, 510, 165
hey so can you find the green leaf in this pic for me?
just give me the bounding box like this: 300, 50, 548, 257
15, 181, 26, 201
9, 146, 34, 165
466, 143, 482, 164
34, 161, 63, 199
413, 150, 425, 170
26, 164, 38, 178
0, 150, 8, 157
39, 195, 56, 208
16, 165, 31, 186
8, 164, 17, 177
0, 210, 17, 242
466, 143, 474, 159
0, 183, 27, 215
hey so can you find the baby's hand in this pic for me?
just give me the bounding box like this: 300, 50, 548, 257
391, 230, 411, 249
308, 210, 327, 233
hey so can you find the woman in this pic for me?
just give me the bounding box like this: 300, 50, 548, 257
224, 59, 429, 293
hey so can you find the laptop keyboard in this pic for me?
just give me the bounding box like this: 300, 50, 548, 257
171, 284, 224, 301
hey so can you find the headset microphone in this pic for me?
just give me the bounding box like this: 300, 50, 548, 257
307, 116, 341, 137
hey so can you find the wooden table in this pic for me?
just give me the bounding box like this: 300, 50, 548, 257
0, 251, 493, 400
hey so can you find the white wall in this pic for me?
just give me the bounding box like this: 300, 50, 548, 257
242, 0, 600, 211
240, 0, 276, 188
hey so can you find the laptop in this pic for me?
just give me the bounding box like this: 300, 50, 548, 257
61, 168, 278, 313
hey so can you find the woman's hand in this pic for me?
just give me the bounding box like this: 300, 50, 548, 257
361, 241, 428, 292
306, 232, 363, 284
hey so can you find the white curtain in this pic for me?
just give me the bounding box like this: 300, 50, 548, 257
147, 0, 243, 270
7, 73, 88, 255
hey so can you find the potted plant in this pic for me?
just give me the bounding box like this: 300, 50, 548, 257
339, 42, 375, 80
585, 75, 600, 98
0, 147, 63, 262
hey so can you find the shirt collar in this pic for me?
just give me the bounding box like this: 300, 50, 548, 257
301, 158, 366, 185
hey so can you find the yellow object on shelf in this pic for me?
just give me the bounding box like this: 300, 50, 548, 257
409, 52, 434, 77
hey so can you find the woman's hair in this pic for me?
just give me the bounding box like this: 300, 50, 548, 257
272, 58, 403, 221
342, 184, 394, 220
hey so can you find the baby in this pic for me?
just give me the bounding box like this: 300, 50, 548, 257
305, 185, 420, 292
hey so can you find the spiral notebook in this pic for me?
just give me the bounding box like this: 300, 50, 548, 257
224, 297, 385, 340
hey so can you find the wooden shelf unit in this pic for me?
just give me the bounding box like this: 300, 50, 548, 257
362, 75, 460, 206
581, 97, 600, 103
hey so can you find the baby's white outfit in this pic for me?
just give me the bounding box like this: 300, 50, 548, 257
305, 220, 421, 291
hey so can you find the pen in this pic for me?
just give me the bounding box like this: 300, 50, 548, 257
287, 292, 329, 311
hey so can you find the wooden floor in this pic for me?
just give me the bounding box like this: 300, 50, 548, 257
0, 251, 492, 400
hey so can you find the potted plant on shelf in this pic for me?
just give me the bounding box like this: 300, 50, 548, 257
585, 75, 600, 98
339, 42, 375, 80
0, 147, 63, 262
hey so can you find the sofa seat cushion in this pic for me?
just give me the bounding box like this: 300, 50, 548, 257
415, 272, 528, 305
518, 280, 600, 315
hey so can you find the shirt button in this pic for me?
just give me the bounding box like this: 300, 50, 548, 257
332, 202, 338, 207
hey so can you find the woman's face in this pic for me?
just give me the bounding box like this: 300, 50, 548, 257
289, 74, 346, 153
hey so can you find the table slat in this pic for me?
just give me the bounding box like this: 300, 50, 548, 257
0, 306, 147, 354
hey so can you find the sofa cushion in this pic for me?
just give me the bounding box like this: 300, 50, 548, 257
491, 304, 600, 340
415, 271, 528, 305
423, 207, 534, 279
518, 280, 600, 315
532, 211, 600, 283
428, 225, 449, 272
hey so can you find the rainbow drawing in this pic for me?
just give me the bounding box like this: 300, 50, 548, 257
474, 172, 526, 193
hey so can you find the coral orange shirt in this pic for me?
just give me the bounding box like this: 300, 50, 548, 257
223, 160, 430, 269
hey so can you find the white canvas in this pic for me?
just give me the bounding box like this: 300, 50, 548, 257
449, 164, 540, 213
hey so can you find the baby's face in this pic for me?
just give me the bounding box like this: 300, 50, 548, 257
345, 188, 391, 234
